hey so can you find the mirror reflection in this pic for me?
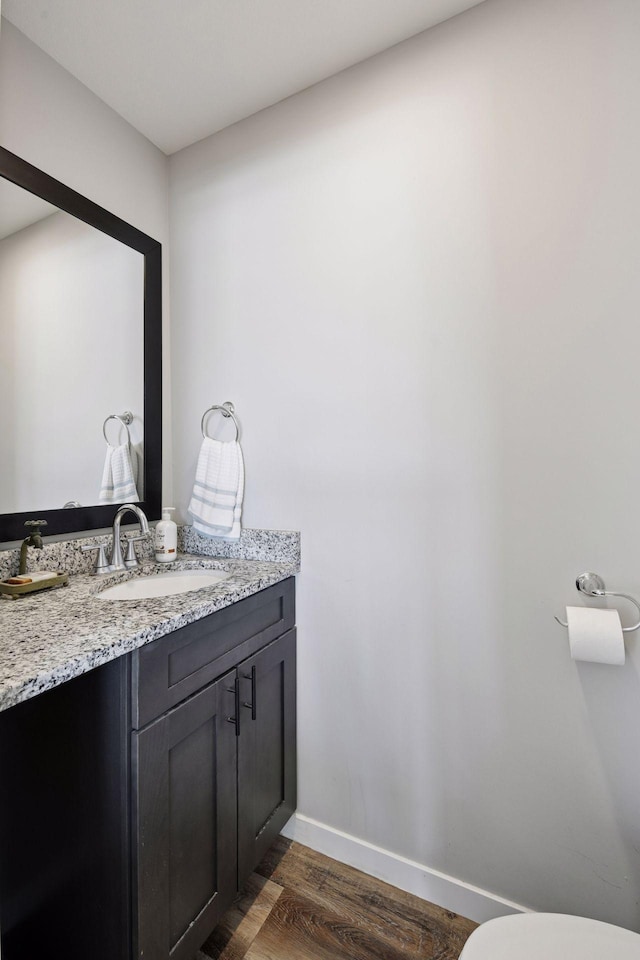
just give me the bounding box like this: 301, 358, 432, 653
0, 177, 144, 513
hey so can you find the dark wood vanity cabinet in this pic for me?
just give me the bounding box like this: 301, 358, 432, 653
0, 578, 297, 960
133, 623, 297, 960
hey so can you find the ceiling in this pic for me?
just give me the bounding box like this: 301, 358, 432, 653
3, 0, 486, 156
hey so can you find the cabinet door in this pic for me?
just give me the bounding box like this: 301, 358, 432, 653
133, 672, 238, 960
237, 628, 297, 885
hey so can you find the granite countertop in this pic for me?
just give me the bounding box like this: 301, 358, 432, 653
0, 539, 299, 714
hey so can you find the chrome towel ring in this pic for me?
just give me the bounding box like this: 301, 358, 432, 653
103, 410, 133, 445
554, 572, 640, 633
201, 401, 240, 441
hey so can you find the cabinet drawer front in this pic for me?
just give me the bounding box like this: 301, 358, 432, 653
132, 578, 295, 728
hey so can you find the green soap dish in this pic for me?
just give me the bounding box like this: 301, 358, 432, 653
0, 572, 69, 599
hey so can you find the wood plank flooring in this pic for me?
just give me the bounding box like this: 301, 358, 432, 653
199, 838, 477, 960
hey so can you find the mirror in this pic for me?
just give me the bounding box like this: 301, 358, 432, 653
0, 147, 161, 542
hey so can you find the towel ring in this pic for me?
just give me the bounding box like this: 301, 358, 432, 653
103, 411, 133, 445
554, 571, 640, 633
201, 401, 240, 441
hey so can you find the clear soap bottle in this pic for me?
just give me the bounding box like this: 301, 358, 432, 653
155, 507, 177, 563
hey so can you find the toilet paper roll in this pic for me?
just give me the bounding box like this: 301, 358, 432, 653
566, 606, 625, 665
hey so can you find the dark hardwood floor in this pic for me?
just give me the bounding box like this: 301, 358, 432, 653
199, 838, 477, 960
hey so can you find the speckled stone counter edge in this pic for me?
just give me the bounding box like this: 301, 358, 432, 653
0, 551, 300, 713
0, 526, 300, 579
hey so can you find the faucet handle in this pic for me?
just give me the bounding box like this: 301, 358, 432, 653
124, 534, 150, 569
24, 519, 47, 546
82, 543, 110, 575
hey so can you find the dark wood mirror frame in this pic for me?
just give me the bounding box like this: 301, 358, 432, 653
0, 146, 162, 542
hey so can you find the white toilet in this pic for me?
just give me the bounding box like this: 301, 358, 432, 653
459, 912, 640, 959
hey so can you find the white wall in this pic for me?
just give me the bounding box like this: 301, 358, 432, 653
170, 0, 640, 930
0, 210, 144, 511
0, 19, 172, 516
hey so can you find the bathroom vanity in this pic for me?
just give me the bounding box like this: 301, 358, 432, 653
0, 552, 297, 960
0, 148, 297, 960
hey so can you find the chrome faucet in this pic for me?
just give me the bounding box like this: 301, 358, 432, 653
109, 503, 150, 572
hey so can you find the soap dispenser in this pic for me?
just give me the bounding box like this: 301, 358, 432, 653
155, 508, 177, 563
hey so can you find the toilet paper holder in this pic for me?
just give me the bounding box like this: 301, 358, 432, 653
554, 572, 640, 633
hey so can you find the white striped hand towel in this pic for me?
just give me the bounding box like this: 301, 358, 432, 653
99, 443, 139, 503
188, 438, 244, 540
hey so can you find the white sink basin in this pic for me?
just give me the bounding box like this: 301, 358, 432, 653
97, 568, 230, 600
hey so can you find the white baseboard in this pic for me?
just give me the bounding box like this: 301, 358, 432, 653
281, 813, 531, 924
